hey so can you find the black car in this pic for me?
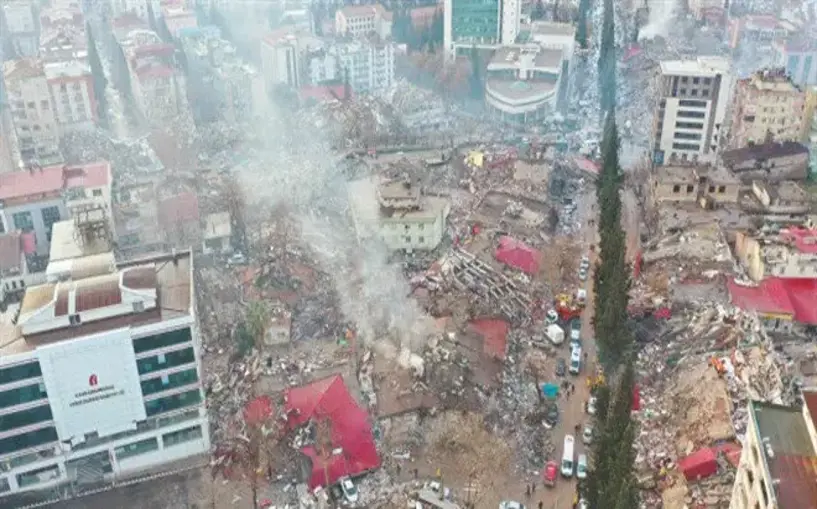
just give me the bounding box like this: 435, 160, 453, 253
556, 358, 567, 377
545, 403, 559, 427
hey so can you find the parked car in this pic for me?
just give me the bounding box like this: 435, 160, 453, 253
340, 477, 358, 503
578, 266, 588, 281
577, 454, 588, 480
587, 396, 597, 415
580, 255, 591, 270
556, 358, 567, 377
570, 320, 582, 342
582, 425, 593, 445
578, 499, 589, 509
545, 402, 559, 428
543, 460, 558, 487
499, 501, 525, 509
546, 309, 559, 324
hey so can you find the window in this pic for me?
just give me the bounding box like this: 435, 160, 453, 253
677, 110, 706, 119
708, 185, 715, 193
69, 314, 81, 326
92, 189, 103, 197
0, 477, 8, 493
690, 89, 697, 96
672, 143, 700, 151
133, 301, 144, 313
16, 464, 59, 488
133, 328, 192, 354
41, 206, 62, 241
692, 77, 700, 84
681, 76, 688, 83
0, 363, 42, 386
676, 121, 704, 129
162, 425, 203, 448
679, 88, 687, 95
40, 100, 49, 110
679, 99, 707, 108
0, 383, 47, 409
140, 368, 199, 396
12, 212, 34, 232
703, 78, 711, 85
114, 437, 159, 460
419, 236, 425, 243
702, 89, 709, 97
718, 185, 726, 193
144, 388, 202, 416
672, 185, 681, 193
686, 185, 694, 193
0, 427, 57, 456
0, 405, 53, 432
674, 132, 702, 141
137, 347, 195, 375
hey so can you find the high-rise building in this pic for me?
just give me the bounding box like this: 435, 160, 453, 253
443, 0, 520, 59
0, 240, 209, 501
650, 57, 732, 165
728, 68, 805, 150
773, 37, 817, 87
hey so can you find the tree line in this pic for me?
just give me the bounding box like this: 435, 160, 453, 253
583, 0, 639, 506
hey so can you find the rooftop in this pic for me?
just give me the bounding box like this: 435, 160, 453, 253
780, 227, 817, 254
722, 141, 809, 165
0, 251, 193, 356
2, 59, 44, 82
204, 212, 231, 240
489, 46, 563, 71
43, 59, 90, 80
654, 165, 697, 183
49, 220, 112, 263
529, 21, 575, 38
660, 56, 730, 77
742, 68, 801, 92
338, 3, 391, 20
750, 401, 817, 509
727, 277, 817, 324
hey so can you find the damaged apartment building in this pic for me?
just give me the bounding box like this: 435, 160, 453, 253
347, 177, 450, 252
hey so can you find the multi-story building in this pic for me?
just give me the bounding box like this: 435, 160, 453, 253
649, 164, 740, 205
38, 6, 87, 63
484, 46, 564, 124
443, 0, 520, 59
260, 28, 315, 90
687, 0, 725, 21
735, 226, 817, 281
651, 57, 732, 165
44, 60, 97, 133
728, 69, 805, 149
727, 14, 789, 50
122, 35, 185, 123
333, 39, 394, 95
160, 5, 197, 38
348, 177, 450, 252
334, 4, 392, 40
0, 77, 19, 174
772, 36, 817, 87
0, 246, 208, 501
727, 393, 817, 509
2, 59, 63, 167
0, 161, 112, 261
2, 0, 39, 58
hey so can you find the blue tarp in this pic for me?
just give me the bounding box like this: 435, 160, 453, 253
541, 383, 559, 399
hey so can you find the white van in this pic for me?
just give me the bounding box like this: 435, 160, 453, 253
569, 346, 582, 375
561, 435, 575, 477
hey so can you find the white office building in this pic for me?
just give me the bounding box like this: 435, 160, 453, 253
651, 57, 733, 165
0, 245, 208, 500
443, 0, 520, 60
333, 39, 394, 95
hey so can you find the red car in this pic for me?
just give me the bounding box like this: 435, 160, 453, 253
543, 461, 558, 487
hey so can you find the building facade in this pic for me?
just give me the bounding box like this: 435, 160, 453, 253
721, 141, 810, 182
650, 164, 740, 205
484, 46, 563, 123
0, 250, 209, 501
728, 69, 805, 149
651, 57, 732, 165
2, 0, 39, 58
2, 60, 63, 167
44, 61, 97, 133
773, 37, 817, 87
735, 227, 817, 281
348, 178, 450, 252
334, 4, 392, 40
333, 39, 394, 95
443, 0, 520, 58
728, 395, 817, 509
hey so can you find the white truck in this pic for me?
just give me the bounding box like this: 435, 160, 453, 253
546, 324, 565, 345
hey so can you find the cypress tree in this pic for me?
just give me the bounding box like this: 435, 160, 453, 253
86, 25, 109, 129
147, 1, 158, 32
598, 0, 616, 114
576, 0, 590, 49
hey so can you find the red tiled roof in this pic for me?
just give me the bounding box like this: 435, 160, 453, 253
132, 43, 175, 57
243, 396, 273, 426
0, 233, 22, 273
469, 318, 509, 360
64, 161, 111, 189
727, 278, 795, 317
495, 236, 541, 274
781, 227, 817, 254
0, 165, 65, 200
769, 453, 817, 509
135, 64, 174, 80
285, 375, 380, 489
782, 279, 817, 325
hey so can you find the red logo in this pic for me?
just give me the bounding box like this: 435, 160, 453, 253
89, 374, 98, 387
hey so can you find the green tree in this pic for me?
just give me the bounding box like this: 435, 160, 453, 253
468, 46, 483, 100
576, 0, 590, 49
0, 8, 18, 60
158, 15, 174, 43
531, 0, 546, 20
86, 25, 109, 129
429, 9, 444, 47
597, 0, 616, 114
147, 0, 158, 32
